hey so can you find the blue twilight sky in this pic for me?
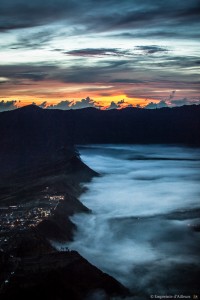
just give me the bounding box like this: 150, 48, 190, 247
0, 0, 200, 110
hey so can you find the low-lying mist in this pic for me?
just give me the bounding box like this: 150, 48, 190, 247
68, 145, 200, 297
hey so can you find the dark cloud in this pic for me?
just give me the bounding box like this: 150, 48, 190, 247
0, 100, 19, 112
0, 61, 131, 85
135, 45, 168, 54
79, 1, 200, 37
1, 50, 199, 88
0, 0, 77, 31
0, 0, 199, 40
51, 60, 131, 84
154, 56, 200, 69
66, 48, 130, 58
0, 65, 54, 82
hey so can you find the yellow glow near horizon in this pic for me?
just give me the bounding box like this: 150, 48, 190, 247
2, 94, 158, 109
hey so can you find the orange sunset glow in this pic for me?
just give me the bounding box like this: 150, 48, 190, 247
0, 79, 160, 109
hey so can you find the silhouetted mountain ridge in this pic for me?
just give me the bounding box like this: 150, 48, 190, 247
0, 104, 199, 149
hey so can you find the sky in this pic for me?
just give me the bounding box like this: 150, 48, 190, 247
0, 0, 200, 110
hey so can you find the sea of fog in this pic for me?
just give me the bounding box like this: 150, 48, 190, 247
67, 145, 200, 298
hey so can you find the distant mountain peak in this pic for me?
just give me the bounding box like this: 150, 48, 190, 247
18, 104, 43, 111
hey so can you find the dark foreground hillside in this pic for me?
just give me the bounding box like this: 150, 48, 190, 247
0, 106, 130, 299
0, 104, 199, 299
0, 147, 129, 299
